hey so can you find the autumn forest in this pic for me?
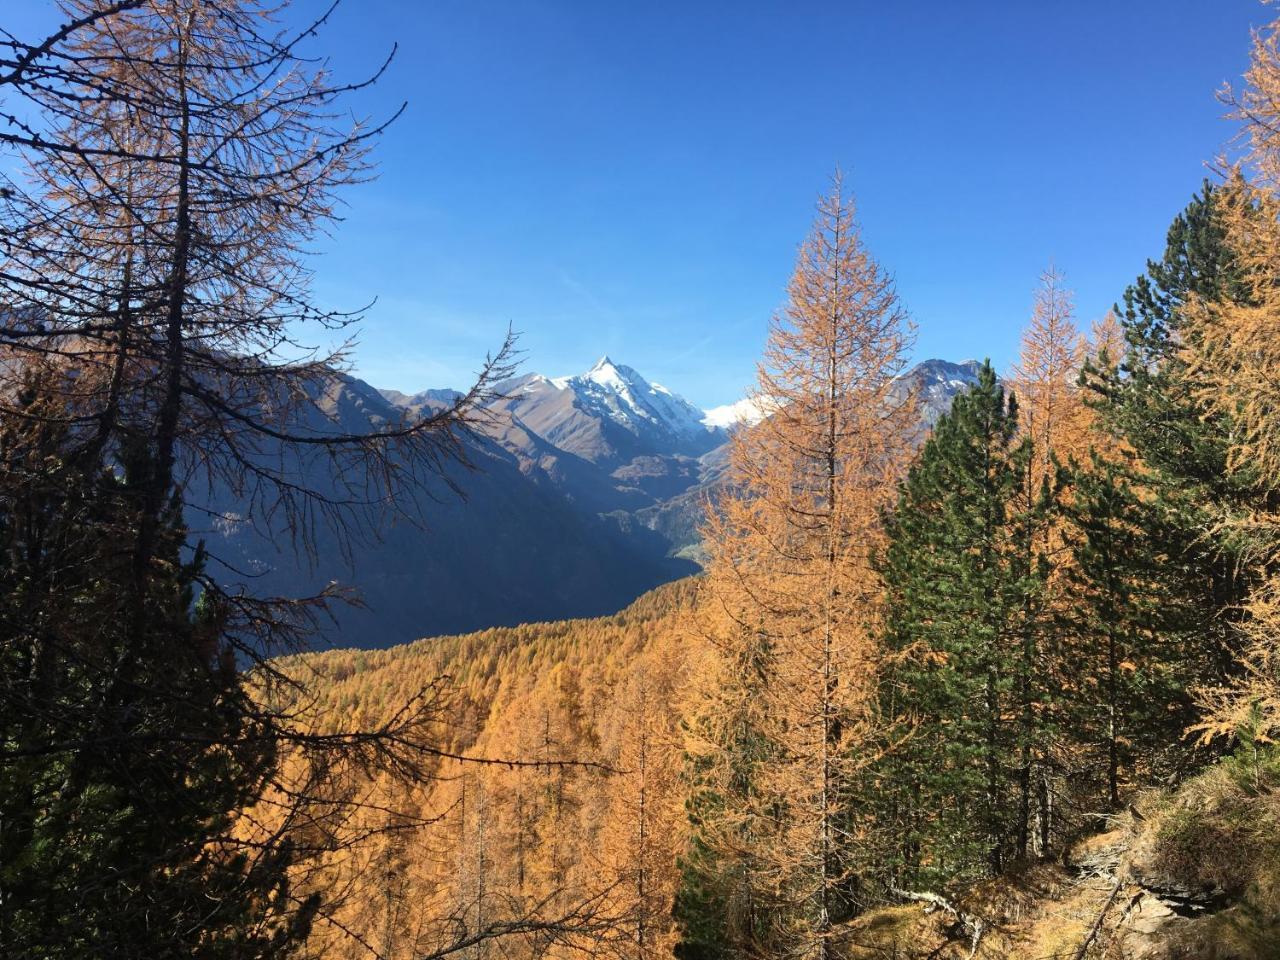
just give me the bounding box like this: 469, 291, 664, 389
4, 3, 1280, 959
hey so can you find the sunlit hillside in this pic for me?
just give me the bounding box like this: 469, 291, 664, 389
271, 580, 697, 960
9, 4, 1280, 960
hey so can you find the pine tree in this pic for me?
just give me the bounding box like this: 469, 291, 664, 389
1083, 181, 1263, 714
678, 608, 786, 960
0, 373, 312, 957
874, 363, 1038, 886
1061, 451, 1173, 811
1033, 308, 1163, 825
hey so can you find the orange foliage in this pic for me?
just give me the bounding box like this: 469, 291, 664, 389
258, 581, 696, 960
690, 174, 916, 957
1010, 265, 1091, 491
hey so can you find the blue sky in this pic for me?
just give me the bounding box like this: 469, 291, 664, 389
6, 1, 1269, 407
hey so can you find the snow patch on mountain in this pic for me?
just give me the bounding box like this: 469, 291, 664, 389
898, 358, 985, 425
701, 397, 767, 429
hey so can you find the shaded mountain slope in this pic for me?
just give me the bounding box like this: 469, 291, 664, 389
196, 376, 695, 648
202, 356, 983, 648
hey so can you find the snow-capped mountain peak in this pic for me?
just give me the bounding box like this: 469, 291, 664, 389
550, 356, 714, 441
583, 355, 627, 388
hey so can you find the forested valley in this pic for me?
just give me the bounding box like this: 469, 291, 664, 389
4, 3, 1280, 959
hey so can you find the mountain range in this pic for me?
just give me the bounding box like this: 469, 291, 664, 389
200, 356, 985, 648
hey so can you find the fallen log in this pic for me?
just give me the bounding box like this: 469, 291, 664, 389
889, 887, 987, 959
1072, 879, 1123, 960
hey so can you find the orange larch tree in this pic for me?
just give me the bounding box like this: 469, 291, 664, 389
1007, 266, 1094, 857
1180, 22, 1280, 744
685, 174, 916, 960
597, 660, 686, 960
1011, 265, 1091, 492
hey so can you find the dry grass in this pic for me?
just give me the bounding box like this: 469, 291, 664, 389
837, 754, 1280, 959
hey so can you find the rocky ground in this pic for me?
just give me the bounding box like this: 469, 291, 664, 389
840, 754, 1280, 959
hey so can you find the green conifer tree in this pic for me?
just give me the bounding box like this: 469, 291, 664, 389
874, 363, 1040, 886
1084, 182, 1268, 706
0, 377, 314, 958
1060, 451, 1175, 813
676, 622, 784, 960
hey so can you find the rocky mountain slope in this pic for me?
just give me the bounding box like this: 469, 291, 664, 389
200, 356, 984, 648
